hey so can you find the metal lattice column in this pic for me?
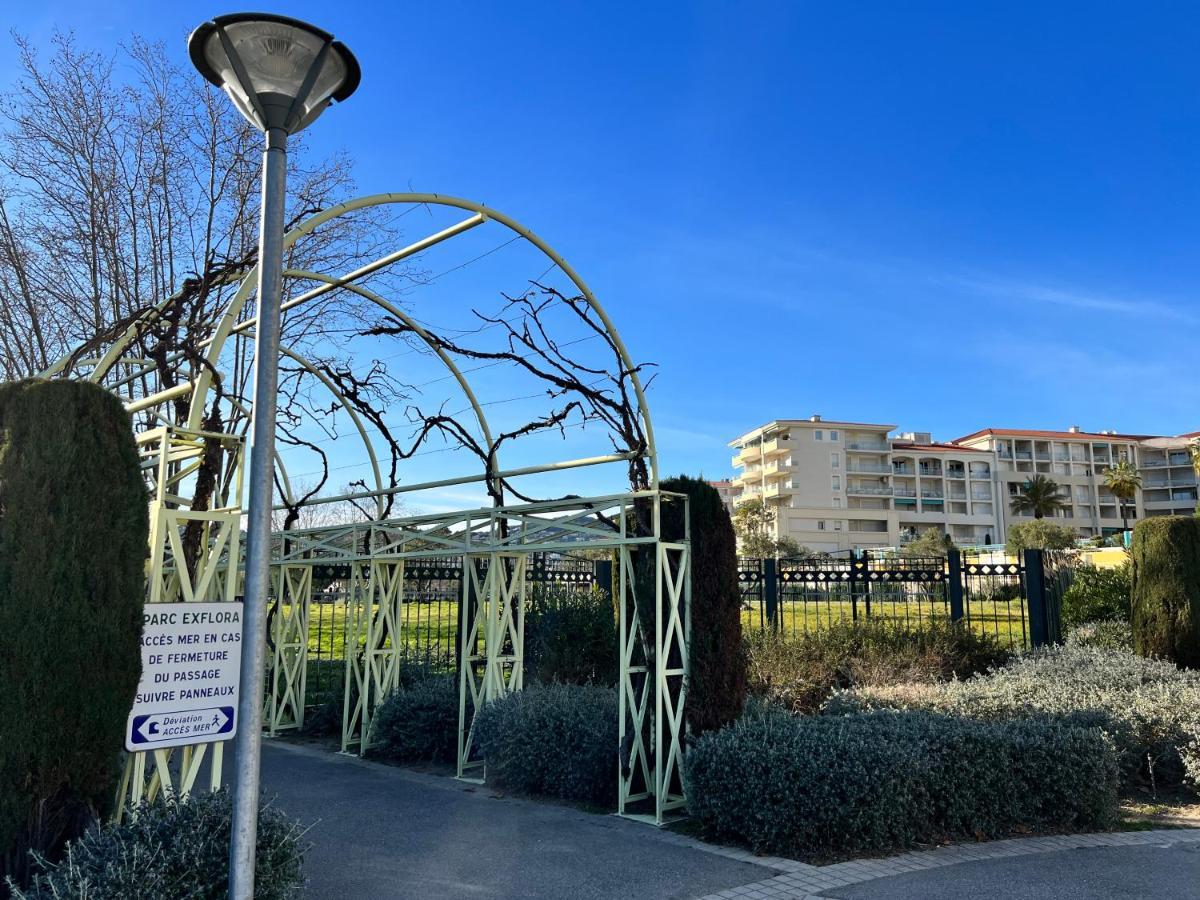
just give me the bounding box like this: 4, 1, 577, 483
264, 564, 312, 735
457, 552, 527, 779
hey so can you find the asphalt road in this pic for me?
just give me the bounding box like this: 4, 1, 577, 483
824, 841, 1200, 900
258, 741, 769, 900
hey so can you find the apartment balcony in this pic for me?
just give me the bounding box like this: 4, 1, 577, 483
1015, 451, 1033, 460
969, 467, 991, 480
848, 461, 890, 474
893, 487, 917, 498
1173, 475, 1199, 487
846, 441, 890, 453
921, 489, 945, 499
847, 484, 893, 496
892, 465, 913, 475
848, 520, 889, 534
1169, 453, 1192, 466
762, 482, 795, 500
918, 466, 943, 477
732, 445, 761, 467
761, 436, 791, 457
1142, 458, 1168, 468
947, 468, 966, 479
762, 460, 794, 477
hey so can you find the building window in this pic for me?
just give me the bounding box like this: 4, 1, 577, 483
831, 475, 841, 490
832, 498, 841, 508
815, 430, 823, 441
830, 430, 839, 441
831, 452, 840, 468
833, 520, 842, 530
817, 520, 826, 530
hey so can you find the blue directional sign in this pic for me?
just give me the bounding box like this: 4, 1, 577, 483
130, 706, 235, 748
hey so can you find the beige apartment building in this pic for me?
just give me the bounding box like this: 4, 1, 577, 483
729, 417, 1197, 553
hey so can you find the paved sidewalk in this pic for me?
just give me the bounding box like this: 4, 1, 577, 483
694, 829, 1200, 900
258, 741, 769, 899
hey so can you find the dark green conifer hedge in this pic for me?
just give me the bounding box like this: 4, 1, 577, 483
660, 475, 745, 735
1131, 516, 1200, 667
0, 380, 147, 887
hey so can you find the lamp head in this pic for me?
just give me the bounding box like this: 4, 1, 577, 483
189, 13, 360, 135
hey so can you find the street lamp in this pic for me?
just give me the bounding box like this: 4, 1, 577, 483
188, 14, 359, 900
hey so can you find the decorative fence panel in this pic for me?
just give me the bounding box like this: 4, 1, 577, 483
278, 552, 599, 721
740, 548, 1071, 651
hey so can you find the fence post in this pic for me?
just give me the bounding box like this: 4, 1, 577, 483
850, 549, 867, 620
763, 557, 779, 631
947, 549, 965, 623
593, 558, 614, 605
1023, 548, 1049, 648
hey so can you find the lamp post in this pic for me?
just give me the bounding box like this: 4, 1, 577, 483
187, 15, 359, 898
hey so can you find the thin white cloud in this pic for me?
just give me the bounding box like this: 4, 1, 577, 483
938, 274, 1199, 324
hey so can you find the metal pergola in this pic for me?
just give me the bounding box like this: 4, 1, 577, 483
47, 194, 690, 825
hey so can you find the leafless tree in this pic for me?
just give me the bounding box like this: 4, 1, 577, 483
0, 32, 655, 559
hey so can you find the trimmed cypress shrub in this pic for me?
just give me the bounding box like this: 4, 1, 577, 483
0, 380, 148, 887
1131, 516, 1200, 666
660, 476, 745, 736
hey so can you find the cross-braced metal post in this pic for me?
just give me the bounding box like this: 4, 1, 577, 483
264, 564, 312, 735
457, 551, 526, 779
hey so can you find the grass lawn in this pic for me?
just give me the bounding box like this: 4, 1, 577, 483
740, 589, 1030, 649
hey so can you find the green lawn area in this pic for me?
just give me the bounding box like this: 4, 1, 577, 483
740, 587, 1030, 649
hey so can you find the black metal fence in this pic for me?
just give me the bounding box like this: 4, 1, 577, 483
295, 552, 598, 715
739, 548, 1072, 651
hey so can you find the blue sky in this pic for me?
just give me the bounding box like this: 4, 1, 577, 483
5, 2, 1200, 507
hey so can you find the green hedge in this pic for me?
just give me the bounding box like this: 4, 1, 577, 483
367, 675, 459, 764
830, 644, 1200, 795
1062, 564, 1131, 628
1131, 516, 1200, 666
684, 708, 1118, 856
524, 584, 617, 686
0, 380, 148, 886
10, 791, 305, 900
474, 684, 616, 806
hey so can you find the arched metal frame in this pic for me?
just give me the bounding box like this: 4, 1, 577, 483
50, 193, 687, 826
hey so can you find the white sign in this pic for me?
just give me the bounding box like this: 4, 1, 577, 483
125, 601, 242, 751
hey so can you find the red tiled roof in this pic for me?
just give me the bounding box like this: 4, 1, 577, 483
892, 441, 990, 454
953, 427, 1161, 444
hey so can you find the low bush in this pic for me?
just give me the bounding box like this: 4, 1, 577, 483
745, 619, 1010, 714
1006, 520, 1078, 553
525, 585, 617, 686
1067, 619, 1133, 652
367, 675, 458, 764
1062, 564, 1131, 629
474, 684, 617, 806
10, 790, 306, 899
971, 581, 1022, 604
829, 645, 1200, 795
684, 708, 1118, 856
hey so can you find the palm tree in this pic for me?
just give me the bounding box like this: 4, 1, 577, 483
1009, 474, 1069, 520
1102, 459, 1141, 536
